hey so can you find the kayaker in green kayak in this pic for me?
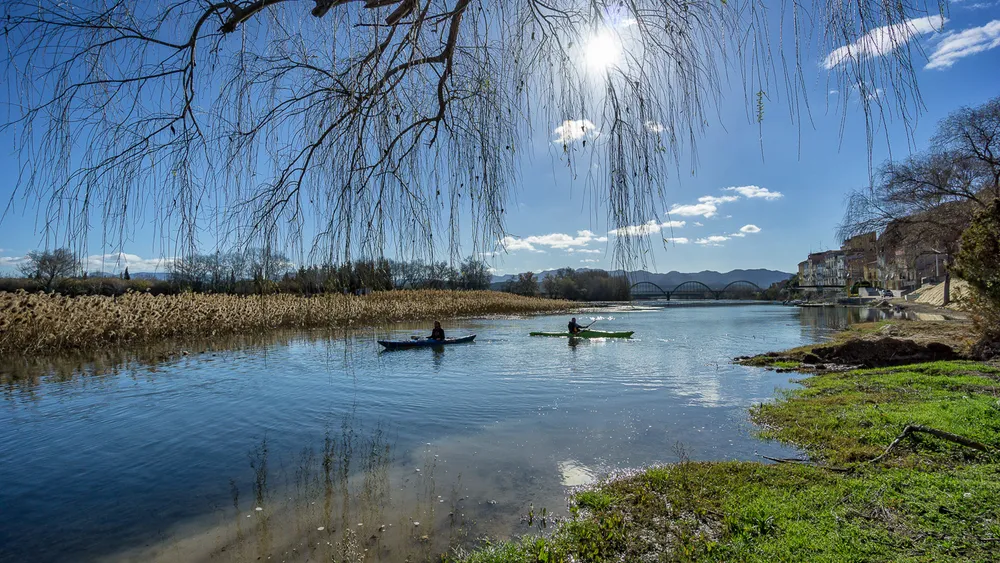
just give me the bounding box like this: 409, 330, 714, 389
568, 317, 593, 335
429, 321, 445, 341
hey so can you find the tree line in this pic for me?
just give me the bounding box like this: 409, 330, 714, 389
4, 249, 492, 296
503, 268, 630, 301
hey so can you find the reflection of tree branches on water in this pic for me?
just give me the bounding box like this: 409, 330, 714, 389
221, 413, 397, 561
250, 436, 270, 507
361, 423, 393, 521
3, 0, 941, 267
248, 435, 273, 555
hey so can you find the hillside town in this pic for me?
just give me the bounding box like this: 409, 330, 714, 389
798, 226, 955, 297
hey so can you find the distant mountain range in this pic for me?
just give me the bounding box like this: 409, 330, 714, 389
131, 272, 171, 280
490, 268, 793, 290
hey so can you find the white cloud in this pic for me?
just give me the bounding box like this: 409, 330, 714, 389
668, 193, 744, 218
699, 195, 740, 205
729, 232, 746, 238
501, 230, 604, 252
695, 235, 730, 245
693, 222, 704, 227
961, 2, 998, 10
0, 255, 27, 271
828, 89, 839, 95
740, 224, 762, 234
500, 236, 538, 252
823, 15, 946, 69
524, 231, 596, 248
644, 121, 665, 133
724, 185, 784, 200
668, 202, 719, 217
609, 220, 685, 236
553, 119, 598, 144
926, 20, 1000, 69
580, 259, 601, 263
575, 249, 602, 254
663, 237, 690, 244
83, 252, 174, 273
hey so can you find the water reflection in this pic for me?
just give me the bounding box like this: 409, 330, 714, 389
2, 305, 865, 562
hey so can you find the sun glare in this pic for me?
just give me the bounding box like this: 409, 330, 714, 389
584, 31, 621, 72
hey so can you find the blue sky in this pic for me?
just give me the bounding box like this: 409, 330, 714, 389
2, 2, 1000, 276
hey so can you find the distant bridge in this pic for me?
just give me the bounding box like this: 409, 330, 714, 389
630, 280, 764, 300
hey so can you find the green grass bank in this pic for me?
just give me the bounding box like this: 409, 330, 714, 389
452, 358, 1000, 562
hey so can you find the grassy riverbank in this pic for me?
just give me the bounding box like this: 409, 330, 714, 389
453, 335, 1000, 561
0, 290, 571, 357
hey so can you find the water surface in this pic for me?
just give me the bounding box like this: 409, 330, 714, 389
1, 305, 874, 562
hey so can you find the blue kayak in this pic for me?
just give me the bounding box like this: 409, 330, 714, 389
378, 334, 476, 350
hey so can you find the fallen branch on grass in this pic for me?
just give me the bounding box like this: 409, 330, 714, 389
867, 424, 991, 464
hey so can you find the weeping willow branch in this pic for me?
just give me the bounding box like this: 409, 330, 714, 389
1, 0, 945, 265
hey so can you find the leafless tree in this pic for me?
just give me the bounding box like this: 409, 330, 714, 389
18, 248, 81, 289
3, 0, 946, 267
932, 96, 1000, 200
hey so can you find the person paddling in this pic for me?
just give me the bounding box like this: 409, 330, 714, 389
429, 321, 445, 341
568, 317, 593, 335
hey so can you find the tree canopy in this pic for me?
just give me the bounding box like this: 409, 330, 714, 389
3, 0, 946, 264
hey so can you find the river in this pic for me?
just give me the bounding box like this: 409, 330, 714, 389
0, 304, 884, 562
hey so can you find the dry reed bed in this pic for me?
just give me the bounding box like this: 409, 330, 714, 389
0, 290, 571, 356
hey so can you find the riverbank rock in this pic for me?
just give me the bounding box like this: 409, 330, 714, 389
808, 337, 958, 368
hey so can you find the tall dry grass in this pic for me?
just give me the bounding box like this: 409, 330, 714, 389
0, 290, 571, 356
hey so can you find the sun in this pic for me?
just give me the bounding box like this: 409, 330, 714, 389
584, 31, 621, 72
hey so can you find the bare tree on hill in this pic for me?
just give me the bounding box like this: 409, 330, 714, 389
3, 0, 946, 266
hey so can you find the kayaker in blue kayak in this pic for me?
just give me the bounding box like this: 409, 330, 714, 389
429, 321, 445, 341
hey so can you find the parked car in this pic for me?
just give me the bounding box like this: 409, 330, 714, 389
882, 290, 894, 298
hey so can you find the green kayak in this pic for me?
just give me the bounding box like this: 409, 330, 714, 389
529, 330, 634, 339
